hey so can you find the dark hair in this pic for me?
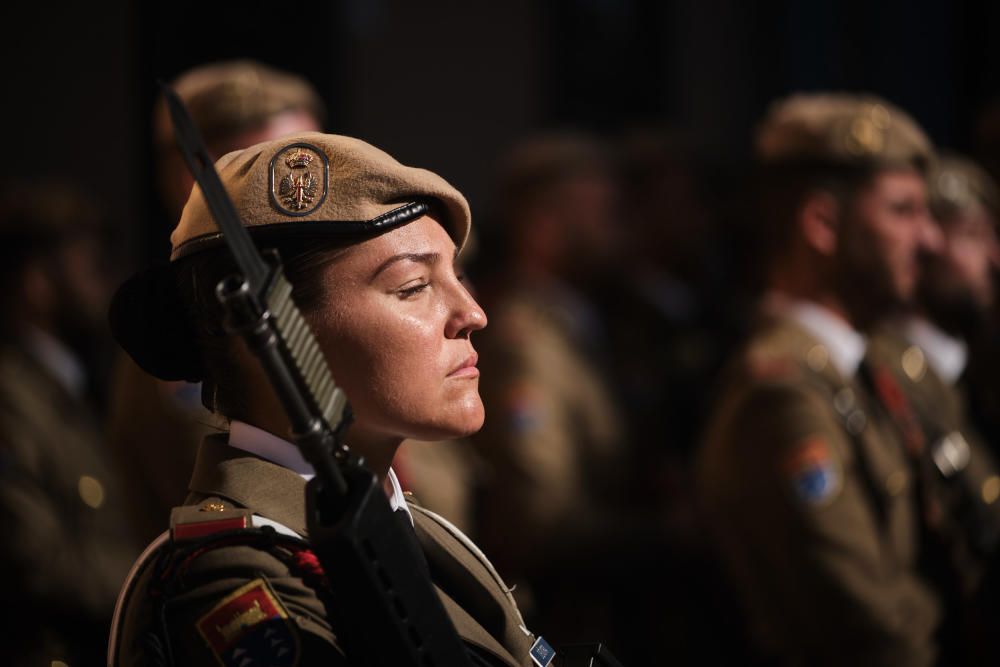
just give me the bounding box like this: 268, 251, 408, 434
174, 236, 350, 418
755, 161, 878, 261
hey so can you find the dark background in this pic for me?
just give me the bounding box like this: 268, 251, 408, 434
4, 0, 999, 269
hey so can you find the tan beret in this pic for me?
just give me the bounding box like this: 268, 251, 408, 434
153, 60, 326, 148
928, 154, 1000, 221
110, 131, 471, 382
756, 93, 933, 171
171, 131, 471, 259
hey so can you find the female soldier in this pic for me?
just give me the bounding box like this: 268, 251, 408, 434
107, 132, 541, 666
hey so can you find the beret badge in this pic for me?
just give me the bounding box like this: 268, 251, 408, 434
269, 142, 329, 216
841, 103, 892, 158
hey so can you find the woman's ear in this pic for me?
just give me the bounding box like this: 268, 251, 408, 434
797, 190, 840, 257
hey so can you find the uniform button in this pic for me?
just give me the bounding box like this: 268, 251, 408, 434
901, 346, 926, 383
200, 501, 227, 512
886, 470, 907, 496
833, 388, 855, 415
846, 410, 867, 435
78, 475, 105, 509
806, 345, 829, 372
982, 476, 1000, 505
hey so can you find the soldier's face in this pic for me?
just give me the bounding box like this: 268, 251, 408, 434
837, 169, 940, 311
305, 215, 487, 443
921, 205, 1000, 323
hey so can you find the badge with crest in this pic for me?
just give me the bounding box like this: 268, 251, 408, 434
269, 142, 329, 216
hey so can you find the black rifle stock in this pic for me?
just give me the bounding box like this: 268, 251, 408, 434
163, 85, 474, 667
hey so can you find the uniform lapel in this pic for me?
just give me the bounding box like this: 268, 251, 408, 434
411, 506, 532, 667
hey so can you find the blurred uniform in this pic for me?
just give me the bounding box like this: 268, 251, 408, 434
106, 60, 325, 542
472, 135, 632, 648
868, 325, 1000, 591
868, 155, 1000, 659
697, 94, 948, 665
0, 187, 139, 664
477, 278, 624, 551
473, 135, 627, 573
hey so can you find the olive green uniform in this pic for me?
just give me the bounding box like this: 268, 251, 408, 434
696, 313, 943, 666
474, 278, 625, 568
112, 435, 538, 667
868, 325, 1000, 595
0, 342, 139, 664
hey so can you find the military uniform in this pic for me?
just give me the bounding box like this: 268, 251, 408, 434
869, 321, 1000, 590
110, 432, 538, 666
697, 305, 943, 666
0, 337, 138, 664
868, 326, 1000, 666
474, 277, 625, 569
107, 131, 552, 666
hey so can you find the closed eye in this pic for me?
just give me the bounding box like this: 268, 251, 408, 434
397, 283, 429, 299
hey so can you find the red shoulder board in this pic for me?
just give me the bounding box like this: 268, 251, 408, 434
170, 502, 251, 542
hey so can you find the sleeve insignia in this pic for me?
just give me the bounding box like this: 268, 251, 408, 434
197, 578, 300, 667
506, 383, 545, 435
783, 437, 842, 507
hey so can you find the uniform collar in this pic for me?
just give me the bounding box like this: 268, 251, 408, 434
780, 300, 867, 378
227, 420, 413, 523
900, 317, 968, 385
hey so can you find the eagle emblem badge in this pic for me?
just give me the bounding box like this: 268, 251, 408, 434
269, 142, 329, 216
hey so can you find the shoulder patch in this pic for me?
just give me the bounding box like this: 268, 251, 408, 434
506, 382, 546, 434
197, 578, 300, 667
783, 437, 842, 507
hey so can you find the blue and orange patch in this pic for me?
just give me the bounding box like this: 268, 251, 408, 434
197, 578, 299, 667
506, 383, 545, 435
783, 438, 842, 507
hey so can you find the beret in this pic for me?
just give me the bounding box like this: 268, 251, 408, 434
755, 93, 933, 173
928, 154, 1000, 222
152, 60, 326, 148
171, 131, 470, 258
111, 131, 471, 381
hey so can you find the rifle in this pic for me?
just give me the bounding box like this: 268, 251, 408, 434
162, 84, 475, 667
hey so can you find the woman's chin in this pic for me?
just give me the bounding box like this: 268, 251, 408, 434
414, 404, 485, 441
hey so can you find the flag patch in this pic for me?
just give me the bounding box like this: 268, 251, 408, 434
784, 437, 841, 507
197, 578, 299, 667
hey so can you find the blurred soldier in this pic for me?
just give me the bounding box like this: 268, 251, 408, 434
472, 133, 631, 643
867, 154, 1000, 658
105, 60, 326, 542
697, 93, 947, 665
0, 185, 140, 665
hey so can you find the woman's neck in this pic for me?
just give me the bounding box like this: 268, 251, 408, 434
341, 423, 403, 484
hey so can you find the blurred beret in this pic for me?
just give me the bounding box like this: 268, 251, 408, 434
928, 154, 1000, 222
755, 93, 933, 173
494, 133, 610, 216
153, 60, 326, 148
111, 131, 471, 380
